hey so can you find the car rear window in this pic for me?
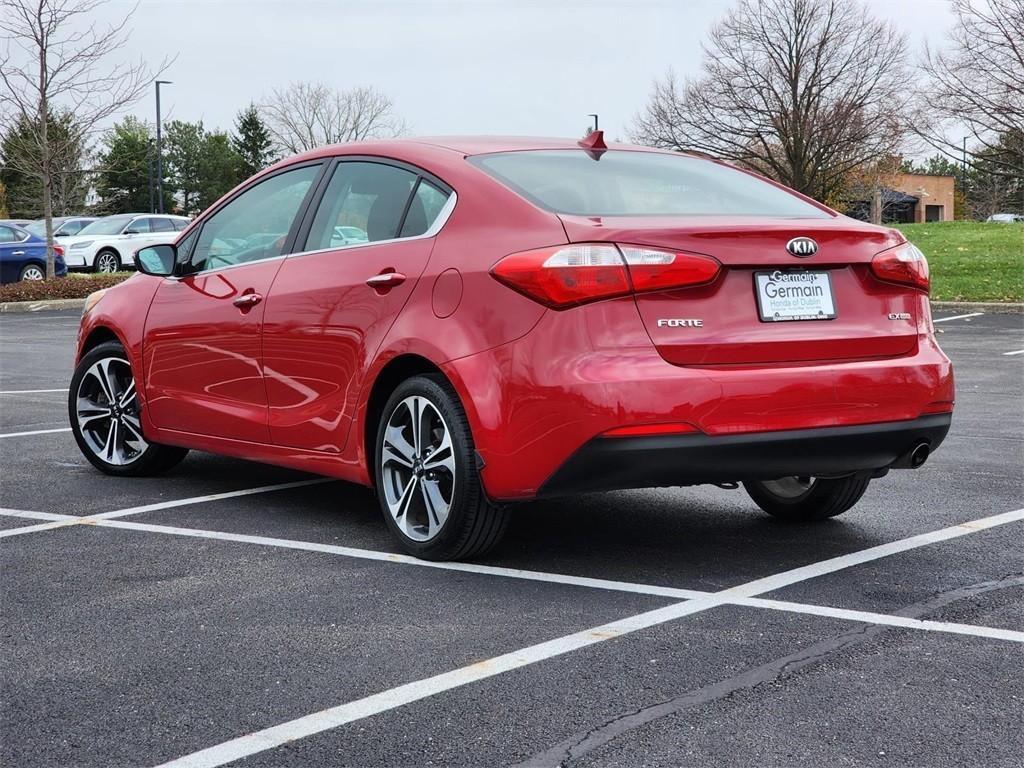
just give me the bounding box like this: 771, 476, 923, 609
470, 149, 829, 218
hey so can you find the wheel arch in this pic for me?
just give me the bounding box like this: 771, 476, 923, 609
362, 353, 451, 484
94, 246, 121, 266
77, 325, 127, 364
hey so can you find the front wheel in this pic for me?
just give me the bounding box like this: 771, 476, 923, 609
375, 374, 508, 561
94, 249, 120, 273
743, 475, 870, 522
69, 341, 189, 476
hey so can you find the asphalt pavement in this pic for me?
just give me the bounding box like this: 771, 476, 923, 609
1, 307, 1021, 768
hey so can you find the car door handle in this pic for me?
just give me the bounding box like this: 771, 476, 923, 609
11, 251, 25, 256
232, 293, 263, 308
366, 272, 407, 289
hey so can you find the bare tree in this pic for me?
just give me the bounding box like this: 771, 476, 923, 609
261, 82, 406, 155
631, 0, 910, 202
914, 0, 1024, 179
0, 0, 170, 278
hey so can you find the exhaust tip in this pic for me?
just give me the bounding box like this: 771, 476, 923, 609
910, 442, 930, 468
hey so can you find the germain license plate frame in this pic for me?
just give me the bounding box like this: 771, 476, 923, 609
753, 269, 837, 323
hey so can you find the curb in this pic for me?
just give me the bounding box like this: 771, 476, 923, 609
0, 298, 85, 314
931, 301, 1023, 314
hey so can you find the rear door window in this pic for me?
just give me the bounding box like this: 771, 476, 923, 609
150, 218, 176, 233
399, 180, 451, 237
303, 161, 421, 251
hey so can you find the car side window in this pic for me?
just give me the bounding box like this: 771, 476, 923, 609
124, 218, 150, 234
188, 164, 320, 274
0, 225, 17, 243
400, 180, 451, 237
150, 218, 176, 233
64, 221, 85, 235
303, 161, 418, 252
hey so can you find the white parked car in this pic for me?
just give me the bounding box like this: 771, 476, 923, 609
61, 213, 190, 273
985, 213, 1024, 223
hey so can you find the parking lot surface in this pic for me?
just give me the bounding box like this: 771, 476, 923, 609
1, 308, 1022, 767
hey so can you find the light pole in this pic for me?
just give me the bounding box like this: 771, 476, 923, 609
147, 139, 155, 214
155, 80, 172, 213
588, 114, 599, 133
961, 135, 969, 220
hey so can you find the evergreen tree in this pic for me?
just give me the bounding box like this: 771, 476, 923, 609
94, 116, 172, 213
164, 120, 206, 213
198, 131, 243, 210
0, 110, 89, 218
231, 104, 274, 181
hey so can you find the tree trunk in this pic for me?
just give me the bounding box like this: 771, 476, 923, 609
38, 38, 55, 280
870, 185, 883, 225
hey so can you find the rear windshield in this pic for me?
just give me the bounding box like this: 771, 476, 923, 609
470, 149, 829, 218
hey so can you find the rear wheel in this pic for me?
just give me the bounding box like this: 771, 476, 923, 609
19, 263, 45, 281
69, 341, 188, 476
375, 374, 507, 561
743, 475, 870, 521
94, 249, 120, 273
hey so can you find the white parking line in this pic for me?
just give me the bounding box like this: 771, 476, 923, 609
3, 505, 1021, 644
729, 597, 1024, 643
151, 506, 1024, 768
718, 506, 1024, 598
0, 388, 68, 394
933, 312, 984, 323
91, 478, 335, 521
76, 519, 1023, 645
0, 427, 71, 439
0, 479, 333, 538
1003, 349, 1024, 356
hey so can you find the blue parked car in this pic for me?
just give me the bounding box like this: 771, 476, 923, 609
0, 223, 68, 283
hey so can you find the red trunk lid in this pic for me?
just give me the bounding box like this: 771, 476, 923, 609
559, 215, 921, 366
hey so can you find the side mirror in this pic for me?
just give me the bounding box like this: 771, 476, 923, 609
124, 228, 141, 235
136, 244, 176, 277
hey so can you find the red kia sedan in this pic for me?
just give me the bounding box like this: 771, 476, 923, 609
68, 135, 953, 560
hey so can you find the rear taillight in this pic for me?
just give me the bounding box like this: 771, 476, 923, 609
53, 245, 64, 257
490, 243, 720, 309
871, 242, 929, 293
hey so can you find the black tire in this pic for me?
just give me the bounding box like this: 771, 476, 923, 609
68, 340, 189, 477
19, 263, 45, 281
374, 373, 508, 561
743, 475, 870, 522
94, 249, 121, 273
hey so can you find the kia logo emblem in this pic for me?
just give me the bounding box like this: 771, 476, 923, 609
786, 237, 818, 257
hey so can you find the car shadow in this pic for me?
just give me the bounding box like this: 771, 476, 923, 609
222, 472, 889, 593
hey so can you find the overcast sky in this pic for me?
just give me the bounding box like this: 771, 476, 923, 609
72, 0, 956, 141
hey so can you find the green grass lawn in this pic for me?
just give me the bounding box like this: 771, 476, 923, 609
895, 222, 1023, 302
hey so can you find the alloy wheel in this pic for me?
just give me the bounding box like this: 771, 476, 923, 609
380, 395, 456, 542
96, 252, 118, 273
20, 265, 44, 281
760, 476, 815, 499
75, 357, 148, 466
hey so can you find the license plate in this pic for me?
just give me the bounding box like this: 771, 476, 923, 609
754, 270, 836, 322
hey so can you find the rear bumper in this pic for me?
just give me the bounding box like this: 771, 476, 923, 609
538, 414, 951, 497
443, 297, 954, 500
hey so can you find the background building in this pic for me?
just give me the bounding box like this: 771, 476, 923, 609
847, 173, 956, 223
